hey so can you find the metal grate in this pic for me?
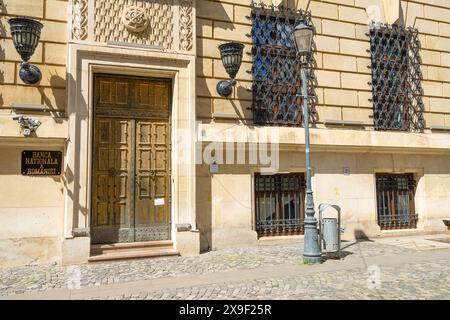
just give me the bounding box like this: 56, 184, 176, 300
250, 2, 317, 126
376, 174, 418, 230
255, 173, 306, 237
369, 23, 425, 131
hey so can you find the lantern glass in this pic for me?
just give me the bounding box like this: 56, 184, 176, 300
219, 42, 244, 79
293, 22, 313, 56
8, 18, 43, 61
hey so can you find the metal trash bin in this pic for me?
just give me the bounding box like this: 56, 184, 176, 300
322, 218, 339, 252
318, 204, 342, 257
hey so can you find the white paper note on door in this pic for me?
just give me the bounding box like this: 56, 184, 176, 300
154, 198, 165, 206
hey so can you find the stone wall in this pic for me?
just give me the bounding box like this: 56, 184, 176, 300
195, 0, 450, 250
196, 151, 450, 251
0, 146, 64, 267
0, 0, 68, 267
0, 0, 68, 112
196, 0, 450, 128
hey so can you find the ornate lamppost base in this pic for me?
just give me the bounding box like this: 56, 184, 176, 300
303, 216, 322, 264
303, 257, 323, 264
302, 188, 322, 264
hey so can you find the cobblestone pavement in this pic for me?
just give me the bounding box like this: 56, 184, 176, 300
1, 236, 449, 300
99, 259, 450, 300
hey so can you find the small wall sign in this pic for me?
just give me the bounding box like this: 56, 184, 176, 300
21, 151, 62, 176
343, 167, 351, 176
210, 157, 219, 174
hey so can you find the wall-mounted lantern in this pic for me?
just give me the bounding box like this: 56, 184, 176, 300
8, 17, 43, 85
216, 42, 244, 97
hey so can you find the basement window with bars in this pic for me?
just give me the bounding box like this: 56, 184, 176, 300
376, 174, 418, 230
255, 173, 306, 237
369, 23, 425, 131
250, 3, 316, 126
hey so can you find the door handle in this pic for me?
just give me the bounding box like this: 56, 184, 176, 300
135, 174, 140, 187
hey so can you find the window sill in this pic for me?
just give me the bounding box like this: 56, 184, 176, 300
324, 120, 365, 128
430, 125, 450, 133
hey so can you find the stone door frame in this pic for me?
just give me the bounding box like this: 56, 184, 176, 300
62, 44, 196, 263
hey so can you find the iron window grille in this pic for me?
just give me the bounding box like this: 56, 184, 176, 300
250, 3, 317, 126
369, 23, 425, 131
255, 173, 306, 237
376, 173, 418, 230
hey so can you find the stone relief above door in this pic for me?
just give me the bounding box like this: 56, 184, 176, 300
70, 0, 195, 54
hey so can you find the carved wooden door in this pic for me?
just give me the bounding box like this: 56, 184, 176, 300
91, 74, 171, 244
92, 118, 135, 243
134, 121, 171, 242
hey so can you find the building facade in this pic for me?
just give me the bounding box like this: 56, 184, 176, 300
0, 0, 449, 267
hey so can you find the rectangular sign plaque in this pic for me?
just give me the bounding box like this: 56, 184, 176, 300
21, 151, 62, 176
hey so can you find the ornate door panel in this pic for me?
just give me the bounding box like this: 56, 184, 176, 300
135, 121, 171, 241
92, 74, 171, 244
95, 77, 131, 110
92, 118, 134, 243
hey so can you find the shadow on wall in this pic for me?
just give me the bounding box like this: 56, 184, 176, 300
38, 74, 67, 122
60, 72, 89, 229
0, 0, 6, 15
0, 8, 4, 111
0, 4, 6, 61
197, 163, 212, 253
309, 37, 319, 124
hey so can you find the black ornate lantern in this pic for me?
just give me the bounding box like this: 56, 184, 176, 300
216, 42, 244, 97
8, 17, 44, 85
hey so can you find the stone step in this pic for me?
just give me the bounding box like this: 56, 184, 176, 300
88, 248, 179, 263
91, 240, 173, 255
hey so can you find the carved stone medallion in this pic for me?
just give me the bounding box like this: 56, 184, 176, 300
121, 6, 149, 33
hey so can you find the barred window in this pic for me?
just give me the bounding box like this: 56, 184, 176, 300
369, 23, 425, 131
255, 173, 306, 237
250, 3, 316, 126
376, 174, 418, 230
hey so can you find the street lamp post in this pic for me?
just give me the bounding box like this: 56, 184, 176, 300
293, 21, 322, 264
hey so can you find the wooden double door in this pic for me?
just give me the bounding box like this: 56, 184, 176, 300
91, 74, 171, 244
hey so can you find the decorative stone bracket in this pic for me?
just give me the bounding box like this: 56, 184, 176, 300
175, 223, 192, 232
72, 227, 90, 237
69, 0, 195, 54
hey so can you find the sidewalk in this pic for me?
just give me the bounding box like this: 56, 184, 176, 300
1, 234, 449, 300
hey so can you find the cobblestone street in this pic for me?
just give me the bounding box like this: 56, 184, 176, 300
1, 234, 449, 300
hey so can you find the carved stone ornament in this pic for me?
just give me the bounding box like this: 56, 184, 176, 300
121, 6, 149, 32
179, 0, 193, 51
72, 0, 88, 40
